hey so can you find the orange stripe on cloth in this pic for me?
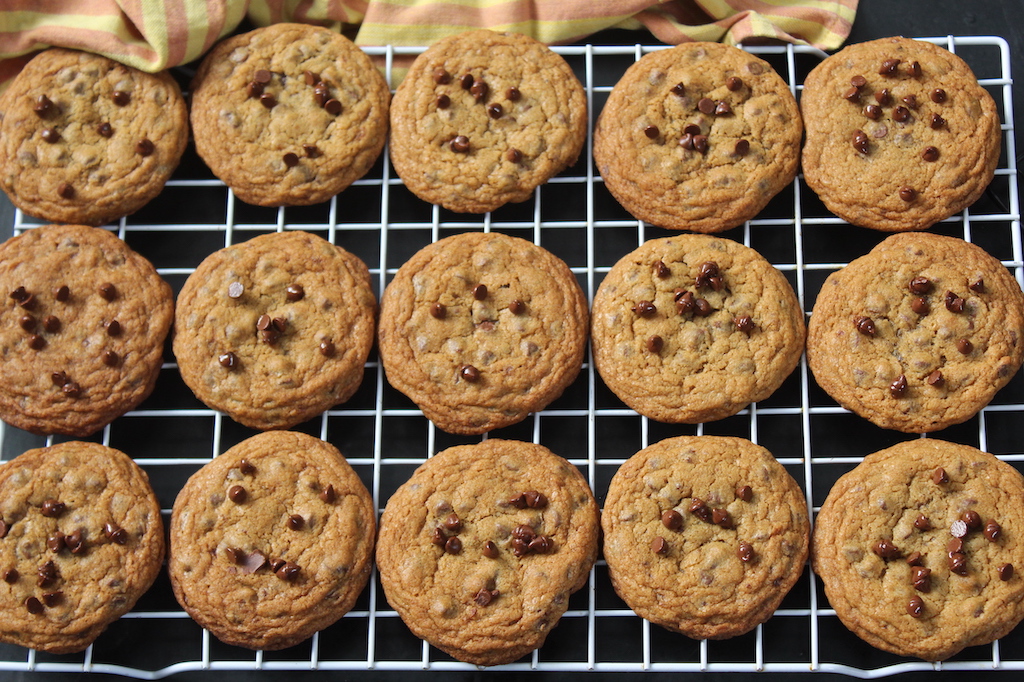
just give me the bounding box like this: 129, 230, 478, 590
0, 26, 159, 64
0, 0, 121, 15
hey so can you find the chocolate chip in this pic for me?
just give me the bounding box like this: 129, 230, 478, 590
632, 300, 657, 317
483, 540, 499, 558
889, 374, 908, 398
529, 535, 553, 554
675, 290, 695, 315
670, 82, 686, 96
684, 124, 702, 136
41, 128, 60, 143
506, 86, 521, 101
643, 124, 659, 139
460, 364, 480, 382
906, 278, 932, 296
661, 509, 683, 530
508, 299, 526, 315
2, 568, 18, 584
922, 146, 939, 162
513, 524, 536, 542
694, 298, 713, 317
962, 510, 982, 530
112, 90, 131, 105
269, 558, 286, 573
228, 485, 247, 504
930, 113, 946, 129
283, 152, 299, 167
256, 314, 272, 331
715, 101, 732, 116
54, 285, 70, 302
692, 135, 709, 154
460, 74, 474, 89
57, 182, 75, 199
42, 592, 64, 608
872, 539, 900, 559
850, 75, 868, 89
949, 552, 968, 575
319, 339, 335, 357
37, 560, 58, 587
41, 499, 66, 518
27, 333, 45, 349
911, 297, 930, 315
470, 80, 488, 102
253, 69, 272, 84
912, 566, 931, 592
259, 92, 277, 109
444, 536, 463, 555
852, 130, 869, 154
287, 514, 304, 531
19, 315, 35, 332
0, 519, 8, 538
450, 135, 470, 153
62, 381, 81, 398
930, 88, 947, 104
65, 528, 85, 554
506, 148, 523, 163
324, 99, 342, 115
42, 315, 60, 333
136, 139, 154, 156
734, 139, 750, 157
646, 335, 664, 353
902, 94, 918, 109
102, 350, 119, 367
933, 467, 949, 485
99, 282, 117, 301
104, 522, 128, 544
864, 104, 882, 120
914, 514, 931, 531
712, 508, 733, 529
47, 532, 66, 552
651, 536, 669, 555
432, 67, 450, 84
905, 551, 923, 566
524, 491, 547, 509
105, 319, 122, 337
444, 513, 462, 532
487, 103, 503, 119
275, 561, 301, 581
320, 484, 336, 503
893, 106, 911, 123
51, 371, 68, 386
726, 76, 743, 91
879, 59, 901, 75
926, 370, 944, 387
303, 143, 320, 158
34, 94, 54, 116
696, 261, 721, 288
678, 133, 694, 150
999, 563, 1014, 581
907, 596, 924, 617
241, 550, 267, 573
909, 61, 922, 77
950, 521, 968, 540
304, 70, 320, 86
969, 278, 985, 293
473, 284, 487, 300
284, 283, 305, 302
984, 520, 1002, 541
854, 315, 877, 337
688, 498, 711, 522
313, 84, 329, 107
737, 542, 755, 562
944, 290, 965, 313
899, 186, 917, 202
874, 88, 892, 105
697, 98, 716, 115
25, 596, 44, 614
843, 86, 861, 103
247, 81, 264, 98
734, 315, 754, 335
430, 527, 446, 547
957, 338, 973, 355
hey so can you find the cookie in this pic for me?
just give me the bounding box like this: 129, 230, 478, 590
0, 441, 165, 654
0, 48, 188, 226
376, 439, 599, 666
806, 232, 1024, 433
173, 230, 376, 431
190, 23, 390, 207
168, 431, 376, 651
377, 231, 588, 434
0, 224, 174, 437
593, 42, 802, 233
591, 235, 805, 423
603, 436, 809, 640
813, 438, 1024, 660
801, 36, 1001, 232
388, 29, 587, 213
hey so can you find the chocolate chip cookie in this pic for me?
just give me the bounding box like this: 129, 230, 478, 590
806, 232, 1024, 433
389, 29, 587, 213
377, 231, 589, 434
813, 438, 1024, 660
168, 431, 376, 650
190, 23, 390, 207
0, 441, 165, 654
591, 235, 805, 423
376, 439, 599, 666
593, 42, 802, 233
0, 224, 174, 437
173, 230, 376, 431
0, 48, 188, 226
801, 36, 1001, 232
603, 436, 809, 640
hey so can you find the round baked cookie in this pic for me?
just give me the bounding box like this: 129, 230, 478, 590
173, 230, 376, 430
591, 235, 805, 423
593, 42, 802, 233
801, 36, 1001, 232
813, 439, 1024, 660
0, 441, 165, 654
807, 232, 1024, 433
603, 436, 809, 640
0, 224, 173, 437
190, 23, 390, 207
0, 48, 187, 226
168, 431, 376, 651
376, 439, 599, 666
389, 29, 587, 213
377, 231, 588, 434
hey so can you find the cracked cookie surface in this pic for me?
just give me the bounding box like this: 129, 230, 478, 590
591, 235, 805, 423
376, 439, 599, 666
389, 29, 587, 213
603, 435, 809, 640
806, 232, 1024, 433
813, 439, 1024, 660
168, 431, 375, 651
173, 230, 376, 430
0, 48, 187, 226
801, 36, 1001, 232
377, 231, 588, 434
593, 42, 801, 233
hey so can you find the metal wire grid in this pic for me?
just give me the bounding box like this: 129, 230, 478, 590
0, 36, 1020, 678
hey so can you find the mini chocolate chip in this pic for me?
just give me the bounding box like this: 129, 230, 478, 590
2, 568, 18, 584
852, 130, 869, 154
652, 260, 670, 279
676, 290, 695, 315
460, 364, 480, 382
843, 86, 861, 102
715, 101, 732, 116
671, 82, 686, 96
104, 522, 128, 544
228, 485, 247, 504
302, 143, 320, 158
254, 69, 272, 84
487, 103, 503, 119
907, 596, 924, 617
922, 146, 939, 162
899, 186, 917, 202
962, 510, 982, 530
914, 514, 931, 531
470, 80, 488, 102
303, 70, 319, 86
689, 498, 711, 522
926, 369, 944, 386
444, 536, 463, 555
62, 381, 81, 398
473, 284, 488, 300
508, 493, 528, 509
933, 467, 949, 485
57, 182, 75, 199
435, 93, 450, 109
41, 499, 66, 518
450, 135, 470, 153
37, 560, 58, 587
694, 298, 713, 317
879, 58, 901, 75
684, 124, 702, 136
712, 508, 733, 529
269, 558, 286, 573
912, 566, 931, 593
697, 97, 716, 115
633, 300, 657, 317
112, 89, 131, 105
444, 513, 462, 532
507, 299, 526, 315
930, 113, 946, 129
851, 75, 868, 88
432, 67, 450, 84
735, 485, 753, 502
726, 76, 743, 91
889, 374, 908, 398
957, 338, 973, 355
969, 278, 985, 293
54, 285, 70, 302
319, 339, 335, 357
893, 106, 910, 123
51, 371, 68, 386
428, 302, 448, 320
854, 315, 877, 336
524, 491, 547, 509
475, 587, 496, 606
256, 314, 272, 331
874, 88, 892, 105
734, 139, 750, 157
529, 535, 553, 554
872, 539, 900, 559
902, 94, 918, 109
283, 152, 299, 167
734, 315, 755, 335
984, 520, 1002, 541
19, 315, 35, 332
136, 139, 154, 156
944, 291, 965, 313
483, 540, 499, 558
460, 74, 474, 89
285, 283, 304, 301
737, 542, 755, 562
678, 133, 694, 150
34, 94, 54, 116
259, 92, 277, 109
99, 282, 117, 301
47, 532, 66, 552
950, 521, 968, 540
102, 350, 119, 367
247, 81, 264, 98
506, 148, 523, 163
430, 528, 447, 548
646, 335, 664, 353
505, 86, 521, 101
42, 315, 60, 333
906, 551, 923, 566
908, 277, 933, 294
651, 536, 669, 555
25, 596, 44, 614
276, 561, 301, 581
643, 124, 659, 139
909, 61, 922, 77
320, 484, 336, 503
949, 552, 968, 575
1000, 563, 1014, 581
65, 529, 85, 554
103, 319, 120, 337
287, 514, 304, 531
662, 509, 683, 530
864, 104, 882, 120
930, 88, 947, 104
911, 297, 930, 315
692, 134, 709, 154
324, 99, 342, 115
40, 128, 60, 143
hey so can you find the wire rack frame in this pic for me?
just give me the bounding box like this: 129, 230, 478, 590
0, 36, 1020, 678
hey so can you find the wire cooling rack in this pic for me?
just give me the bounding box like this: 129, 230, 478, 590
0, 36, 1021, 679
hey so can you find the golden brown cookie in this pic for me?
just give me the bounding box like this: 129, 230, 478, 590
168, 431, 376, 651
0, 441, 165, 654
389, 29, 587, 213
376, 439, 599, 666
593, 42, 802, 233
801, 37, 1001, 232
591, 235, 805, 423
0, 48, 187, 226
0, 224, 174, 437
806, 232, 1024, 433
603, 436, 809, 640
377, 231, 589, 434
173, 231, 376, 431
813, 438, 1024, 660
190, 23, 390, 207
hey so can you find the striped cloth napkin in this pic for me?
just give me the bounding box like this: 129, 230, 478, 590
0, 0, 857, 91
